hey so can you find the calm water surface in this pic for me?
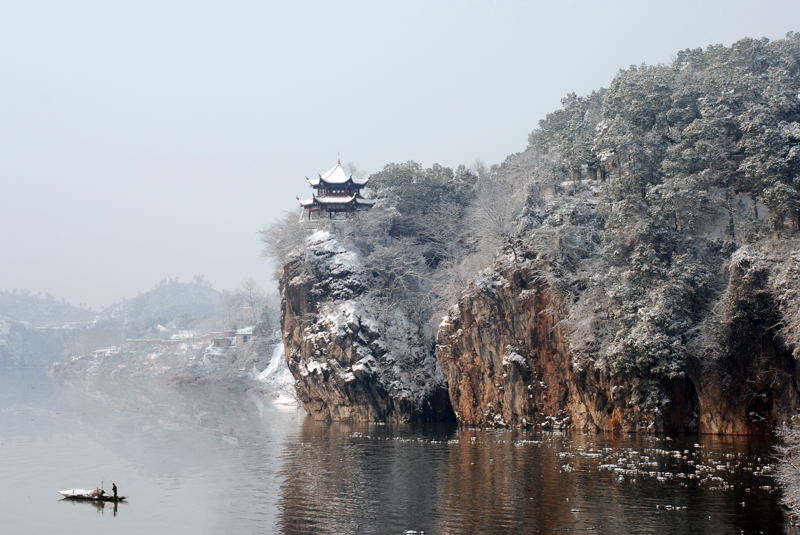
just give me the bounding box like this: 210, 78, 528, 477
0, 367, 796, 534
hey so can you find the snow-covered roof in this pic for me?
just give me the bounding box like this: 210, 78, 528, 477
298, 194, 376, 207
321, 161, 351, 183
316, 195, 358, 204
306, 160, 369, 187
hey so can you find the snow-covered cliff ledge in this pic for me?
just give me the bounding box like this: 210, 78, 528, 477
280, 230, 453, 422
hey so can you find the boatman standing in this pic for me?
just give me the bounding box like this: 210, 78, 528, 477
112, 482, 117, 499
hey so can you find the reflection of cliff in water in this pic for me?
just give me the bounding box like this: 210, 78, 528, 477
437, 428, 572, 534
278, 424, 792, 535
278, 420, 456, 534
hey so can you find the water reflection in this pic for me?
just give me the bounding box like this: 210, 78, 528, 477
437, 429, 569, 534
2, 368, 796, 534
278, 425, 796, 535
278, 421, 454, 534
60, 498, 123, 517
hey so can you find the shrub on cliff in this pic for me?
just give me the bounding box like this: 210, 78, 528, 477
777, 417, 800, 517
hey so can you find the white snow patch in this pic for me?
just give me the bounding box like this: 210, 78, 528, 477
257, 344, 285, 381
305, 360, 329, 375
502, 350, 528, 368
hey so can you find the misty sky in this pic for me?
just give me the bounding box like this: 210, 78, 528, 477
1, 1, 798, 308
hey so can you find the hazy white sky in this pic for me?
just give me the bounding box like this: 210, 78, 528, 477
1, 0, 798, 308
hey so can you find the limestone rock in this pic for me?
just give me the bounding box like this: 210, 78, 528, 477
436, 262, 699, 431
435, 256, 800, 434
280, 230, 452, 422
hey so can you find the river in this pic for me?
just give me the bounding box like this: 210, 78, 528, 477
0, 367, 796, 534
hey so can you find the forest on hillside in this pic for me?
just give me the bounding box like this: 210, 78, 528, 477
268, 33, 800, 377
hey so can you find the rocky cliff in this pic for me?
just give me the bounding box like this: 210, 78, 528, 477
275, 35, 800, 434
280, 230, 452, 422
435, 246, 800, 435
691, 246, 800, 434
278, 230, 800, 434
436, 261, 699, 432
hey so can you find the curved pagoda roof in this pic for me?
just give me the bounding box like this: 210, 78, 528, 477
299, 194, 376, 207
307, 161, 369, 187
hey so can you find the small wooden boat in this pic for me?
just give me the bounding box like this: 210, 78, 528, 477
58, 488, 127, 502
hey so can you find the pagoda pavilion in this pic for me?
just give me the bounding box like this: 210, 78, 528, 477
299, 160, 375, 220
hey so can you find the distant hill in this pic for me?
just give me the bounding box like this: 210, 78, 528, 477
1, 279, 230, 365
0, 291, 94, 328
97, 278, 225, 335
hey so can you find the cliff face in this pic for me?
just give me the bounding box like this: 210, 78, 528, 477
279, 230, 799, 434
436, 253, 800, 434
280, 230, 452, 423
691, 247, 800, 434
436, 263, 698, 432
275, 35, 800, 433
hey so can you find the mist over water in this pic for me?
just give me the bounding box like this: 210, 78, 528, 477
1, 367, 794, 534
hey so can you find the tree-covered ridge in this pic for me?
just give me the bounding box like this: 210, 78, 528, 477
268, 33, 800, 386
97, 277, 223, 331
513, 34, 800, 380
531, 34, 800, 229
95, 277, 279, 337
